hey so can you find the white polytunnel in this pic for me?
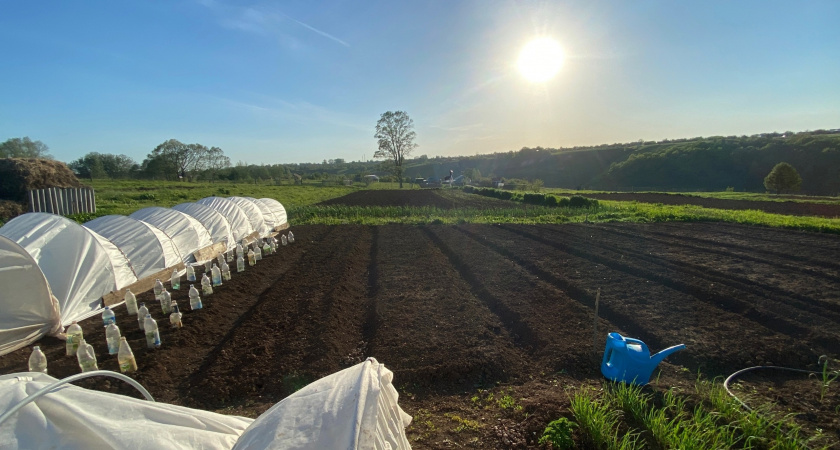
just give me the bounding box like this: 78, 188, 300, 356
243, 196, 279, 231
195, 197, 254, 244
129, 207, 212, 263
255, 198, 288, 230
171, 202, 235, 251
83, 215, 183, 280
0, 213, 137, 329
227, 197, 270, 238
0, 235, 61, 356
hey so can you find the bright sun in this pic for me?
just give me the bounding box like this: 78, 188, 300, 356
517, 38, 564, 83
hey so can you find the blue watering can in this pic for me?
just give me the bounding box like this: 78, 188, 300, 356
601, 332, 686, 385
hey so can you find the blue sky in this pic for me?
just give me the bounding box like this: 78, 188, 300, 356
1, 1, 838, 165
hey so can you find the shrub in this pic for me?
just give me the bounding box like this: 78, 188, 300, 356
569, 196, 599, 208
522, 193, 546, 205
539, 417, 576, 449
544, 195, 559, 207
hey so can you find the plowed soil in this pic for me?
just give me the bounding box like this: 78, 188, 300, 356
2, 190, 839, 448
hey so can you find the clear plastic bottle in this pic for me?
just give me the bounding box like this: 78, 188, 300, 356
153, 278, 164, 300
269, 237, 277, 253
236, 242, 244, 259
247, 249, 256, 266
76, 338, 98, 372
28, 346, 48, 373
137, 303, 149, 330
237, 254, 245, 272
117, 337, 137, 373
211, 263, 222, 286
186, 264, 196, 282
201, 273, 213, 295
254, 243, 262, 261
225, 249, 233, 263
170, 269, 180, 290
160, 289, 172, 315
124, 289, 138, 315
170, 304, 183, 328
189, 284, 203, 310
287, 230, 295, 243
221, 260, 231, 281
65, 321, 83, 356
105, 323, 121, 355
144, 314, 160, 349
102, 306, 116, 326
217, 253, 225, 266
262, 240, 271, 256
281, 234, 288, 246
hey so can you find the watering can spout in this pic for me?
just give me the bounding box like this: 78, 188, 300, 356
649, 344, 686, 366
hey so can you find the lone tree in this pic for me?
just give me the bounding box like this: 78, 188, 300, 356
764, 162, 802, 194
374, 111, 418, 188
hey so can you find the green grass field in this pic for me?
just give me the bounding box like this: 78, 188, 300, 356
4, 179, 840, 235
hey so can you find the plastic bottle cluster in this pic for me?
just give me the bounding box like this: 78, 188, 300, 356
29, 230, 294, 376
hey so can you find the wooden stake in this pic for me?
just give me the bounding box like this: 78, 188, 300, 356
593, 288, 601, 356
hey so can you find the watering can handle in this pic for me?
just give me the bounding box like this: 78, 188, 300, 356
624, 338, 649, 351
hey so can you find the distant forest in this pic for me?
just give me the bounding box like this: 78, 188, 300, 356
63, 129, 840, 195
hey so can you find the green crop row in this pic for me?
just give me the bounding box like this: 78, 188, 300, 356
541, 379, 827, 449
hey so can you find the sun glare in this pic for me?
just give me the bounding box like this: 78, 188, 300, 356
517, 38, 564, 83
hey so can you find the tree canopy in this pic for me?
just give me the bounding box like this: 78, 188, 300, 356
764, 162, 802, 194
0, 137, 52, 159
374, 111, 418, 188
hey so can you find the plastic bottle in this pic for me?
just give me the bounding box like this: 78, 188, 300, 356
159, 289, 172, 314
281, 234, 288, 246
217, 253, 225, 266
186, 264, 196, 282
76, 338, 98, 372
236, 242, 244, 259
65, 321, 83, 356
137, 303, 149, 330
247, 248, 256, 266
117, 337, 137, 373
170, 269, 180, 290
211, 263, 222, 286
153, 278, 164, 301
201, 273, 213, 295
254, 243, 262, 261
144, 314, 161, 349
221, 260, 231, 281
189, 284, 203, 310
287, 231, 295, 243
105, 323, 121, 355
237, 254, 245, 272
225, 249, 233, 263
262, 240, 271, 256
170, 304, 183, 328
28, 346, 48, 373
124, 289, 138, 315
269, 237, 277, 253
102, 306, 116, 326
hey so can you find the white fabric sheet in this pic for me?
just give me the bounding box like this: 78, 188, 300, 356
0, 236, 61, 356
226, 197, 270, 238
129, 207, 212, 262
84, 215, 182, 279
196, 197, 254, 243
0, 372, 253, 449
0, 213, 133, 326
172, 203, 235, 251
255, 198, 288, 229
233, 358, 412, 450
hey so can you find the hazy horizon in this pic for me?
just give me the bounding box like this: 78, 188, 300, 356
2, 1, 838, 165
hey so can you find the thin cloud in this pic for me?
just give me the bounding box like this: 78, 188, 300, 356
196, 0, 349, 48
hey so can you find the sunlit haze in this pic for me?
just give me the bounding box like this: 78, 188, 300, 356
517, 38, 564, 83
1, 1, 838, 164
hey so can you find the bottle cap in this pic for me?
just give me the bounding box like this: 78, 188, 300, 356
146, 314, 152, 318
33, 346, 40, 350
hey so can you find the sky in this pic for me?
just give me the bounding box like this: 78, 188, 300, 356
1, 0, 839, 165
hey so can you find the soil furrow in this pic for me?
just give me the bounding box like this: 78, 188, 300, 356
542, 224, 840, 324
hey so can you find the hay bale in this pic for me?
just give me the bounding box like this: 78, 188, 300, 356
0, 158, 83, 203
